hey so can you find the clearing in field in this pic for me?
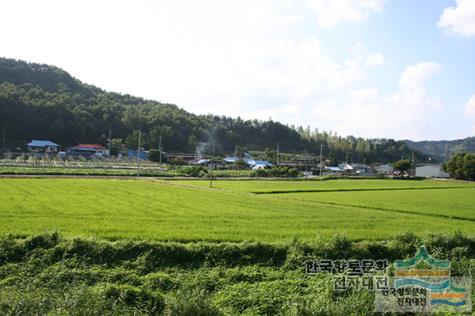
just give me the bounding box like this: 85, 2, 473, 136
0, 178, 474, 241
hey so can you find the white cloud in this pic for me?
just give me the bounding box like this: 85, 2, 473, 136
366, 53, 385, 66
399, 62, 441, 91
465, 95, 475, 117
304, 0, 384, 27
438, 0, 475, 37
349, 43, 385, 67
308, 62, 442, 140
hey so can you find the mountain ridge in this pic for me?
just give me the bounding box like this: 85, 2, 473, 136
404, 137, 475, 162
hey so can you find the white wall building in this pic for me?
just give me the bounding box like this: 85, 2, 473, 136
415, 164, 449, 178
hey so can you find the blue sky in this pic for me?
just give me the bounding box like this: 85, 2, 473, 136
1, 0, 475, 140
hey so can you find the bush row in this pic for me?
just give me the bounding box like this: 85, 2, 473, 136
250, 166, 300, 177
1, 232, 474, 269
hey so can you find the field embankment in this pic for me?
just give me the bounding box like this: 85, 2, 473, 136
1, 233, 474, 315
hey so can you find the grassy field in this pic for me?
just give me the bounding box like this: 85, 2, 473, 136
0, 178, 474, 241
172, 178, 475, 193
274, 188, 475, 220
1, 178, 475, 315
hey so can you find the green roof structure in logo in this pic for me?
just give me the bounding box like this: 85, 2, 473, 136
395, 246, 450, 269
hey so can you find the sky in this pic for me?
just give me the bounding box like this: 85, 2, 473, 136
1, 0, 475, 141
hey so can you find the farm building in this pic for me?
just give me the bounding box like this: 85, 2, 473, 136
127, 149, 148, 160
374, 164, 394, 175
192, 159, 226, 169
68, 144, 106, 157
338, 163, 353, 173
278, 157, 315, 170
223, 154, 273, 169
250, 160, 273, 169
415, 164, 449, 178
27, 140, 60, 153
323, 166, 345, 176
77, 144, 107, 155
350, 163, 376, 176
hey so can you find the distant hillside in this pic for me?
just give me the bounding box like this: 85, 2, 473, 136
404, 137, 475, 162
0, 57, 427, 163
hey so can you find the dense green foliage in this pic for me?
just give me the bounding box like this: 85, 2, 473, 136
0, 58, 427, 163
443, 152, 475, 181
1, 178, 474, 241
177, 165, 208, 177
0, 232, 473, 315
250, 166, 300, 177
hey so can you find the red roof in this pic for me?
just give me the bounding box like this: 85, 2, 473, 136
77, 144, 105, 149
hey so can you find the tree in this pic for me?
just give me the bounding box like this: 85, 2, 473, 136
110, 138, 123, 156
262, 147, 277, 163
148, 149, 161, 163
233, 159, 249, 170
444, 153, 475, 180
393, 159, 411, 174
328, 151, 339, 166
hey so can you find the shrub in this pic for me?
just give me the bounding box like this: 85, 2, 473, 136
250, 166, 300, 177
178, 165, 208, 177
148, 150, 161, 163
97, 283, 165, 314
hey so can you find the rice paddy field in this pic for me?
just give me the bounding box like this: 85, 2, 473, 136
0, 178, 474, 241
1, 177, 475, 315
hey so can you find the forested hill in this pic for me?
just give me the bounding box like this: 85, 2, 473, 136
0, 57, 427, 163
405, 137, 475, 162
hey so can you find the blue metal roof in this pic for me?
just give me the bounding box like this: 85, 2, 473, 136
27, 140, 60, 147
253, 160, 273, 166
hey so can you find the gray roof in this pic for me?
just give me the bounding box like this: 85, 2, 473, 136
27, 140, 60, 147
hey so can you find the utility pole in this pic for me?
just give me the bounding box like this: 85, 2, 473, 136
276, 142, 280, 165
159, 135, 162, 164
137, 126, 141, 177
234, 144, 237, 157
107, 129, 112, 156
2, 127, 5, 153
319, 143, 323, 176
209, 162, 213, 188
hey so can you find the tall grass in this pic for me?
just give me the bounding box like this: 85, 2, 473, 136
0, 233, 474, 315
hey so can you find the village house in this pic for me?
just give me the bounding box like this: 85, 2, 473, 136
27, 140, 60, 153
373, 164, 394, 175
68, 144, 106, 158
